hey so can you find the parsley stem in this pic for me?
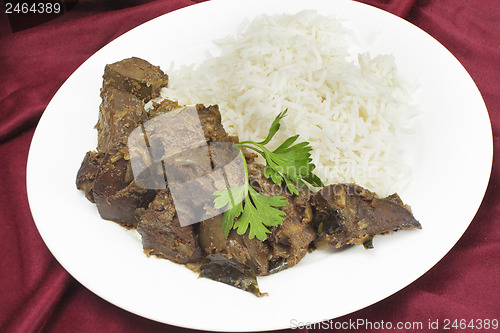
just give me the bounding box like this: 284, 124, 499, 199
235, 143, 265, 157
238, 147, 250, 189
236, 140, 257, 145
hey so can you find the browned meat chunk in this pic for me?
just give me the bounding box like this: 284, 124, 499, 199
91, 154, 155, 228
312, 184, 421, 248
95, 87, 149, 154
76, 151, 106, 203
195, 104, 238, 142
137, 190, 204, 264
135, 104, 236, 154
199, 253, 267, 297
102, 57, 168, 102
79, 86, 157, 228
148, 97, 179, 118
76, 58, 170, 227
199, 216, 271, 276
95, 181, 156, 228
248, 163, 316, 271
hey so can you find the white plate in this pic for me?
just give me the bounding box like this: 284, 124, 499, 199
27, 0, 493, 331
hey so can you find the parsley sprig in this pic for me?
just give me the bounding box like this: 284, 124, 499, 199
213, 110, 323, 241
236, 110, 324, 195
214, 149, 288, 241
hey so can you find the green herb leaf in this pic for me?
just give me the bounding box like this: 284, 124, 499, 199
264, 165, 283, 186
233, 187, 287, 241
256, 109, 288, 145
215, 110, 324, 241
236, 110, 323, 194
214, 150, 288, 241
214, 185, 246, 237
214, 185, 246, 211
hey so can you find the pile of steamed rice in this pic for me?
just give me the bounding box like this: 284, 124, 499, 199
161, 10, 418, 196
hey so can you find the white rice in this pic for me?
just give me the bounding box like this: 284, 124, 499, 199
161, 10, 419, 196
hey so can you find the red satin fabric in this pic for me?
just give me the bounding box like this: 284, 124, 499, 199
0, 1, 498, 332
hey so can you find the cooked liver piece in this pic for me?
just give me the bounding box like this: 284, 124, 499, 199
312, 184, 422, 248
76, 151, 106, 203
195, 104, 237, 142
77, 57, 168, 227
92, 154, 156, 228
248, 163, 316, 272
102, 57, 169, 102
137, 190, 204, 264
89, 85, 156, 228
95, 86, 149, 155
199, 216, 271, 276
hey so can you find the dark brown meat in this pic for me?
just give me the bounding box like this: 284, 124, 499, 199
199, 216, 271, 276
137, 190, 204, 264
195, 104, 237, 142
83, 85, 156, 227
76, 151, 106, 203
149, 97, 179, 118
312, 184, 421, 248
133, 104, 236, 158
248, 163, 316, 272
199, 253, 267, 297
91, 154, 156, 228
77, 58, 170, 226
95, 86, 149, 155
102, 57, 169, 102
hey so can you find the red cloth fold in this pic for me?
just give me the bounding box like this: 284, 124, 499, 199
1, 0, 498, 332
